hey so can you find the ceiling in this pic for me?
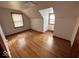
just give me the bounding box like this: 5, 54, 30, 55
0, 1, 79, 11
0, 1, 79, 19
0, 1, 26, 10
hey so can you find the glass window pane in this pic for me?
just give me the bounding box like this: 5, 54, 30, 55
14, 22, 23, 27
50, 14, 55, 20
50, 20, 55, 22
49, 13, 55, 24
12, 13, 23, 27
50, 20, 55, 24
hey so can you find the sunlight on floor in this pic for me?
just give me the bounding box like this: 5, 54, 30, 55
16, 34, 26, 49
46, 36, 53, 49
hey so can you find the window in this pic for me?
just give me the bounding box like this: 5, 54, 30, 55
12, 13, 23, 28
49, 13, 55, 25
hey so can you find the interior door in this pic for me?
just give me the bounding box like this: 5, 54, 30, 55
71, 27, 79, 57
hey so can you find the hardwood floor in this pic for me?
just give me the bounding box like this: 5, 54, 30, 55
7, 30, 70, 58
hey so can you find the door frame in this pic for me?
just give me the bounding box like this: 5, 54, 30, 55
0, 25, 11, 58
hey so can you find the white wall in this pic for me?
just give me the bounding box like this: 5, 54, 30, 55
23, 7, 44, 32
53, 2, 79, 41
71, 18, 79, 46
31, 18, 43, 32
39, 7, 54, 32
54, 17, 77, 41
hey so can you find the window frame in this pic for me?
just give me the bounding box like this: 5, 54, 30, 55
11, 12, 24, 28
49, 13, 55, 25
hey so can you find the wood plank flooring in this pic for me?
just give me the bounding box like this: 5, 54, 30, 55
7, 30, 70, 58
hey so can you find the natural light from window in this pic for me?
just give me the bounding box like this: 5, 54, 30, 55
49, 13, 55, 25
12, 13, 23, 28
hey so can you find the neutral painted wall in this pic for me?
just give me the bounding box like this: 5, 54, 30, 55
30, 18, 43, 32
23, 7, 44, 32
53, 2, 79, 41
54, 17, 77, 41
71, 18, 79, 46
0, 8, 30, 36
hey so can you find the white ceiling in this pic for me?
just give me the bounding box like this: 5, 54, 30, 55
0, 1, 79, 10
0, 1, 54, 10
0, 2, 27, 10
0, 1, 79, 19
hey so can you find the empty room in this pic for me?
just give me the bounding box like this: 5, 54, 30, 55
0, 1, 79, 58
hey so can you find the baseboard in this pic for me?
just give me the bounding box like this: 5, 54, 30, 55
6, 29, 53, 37
6, 29, 31, 37
6, 29, 45, 37
53, 35, 70, 43
30, 29, 44, 33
